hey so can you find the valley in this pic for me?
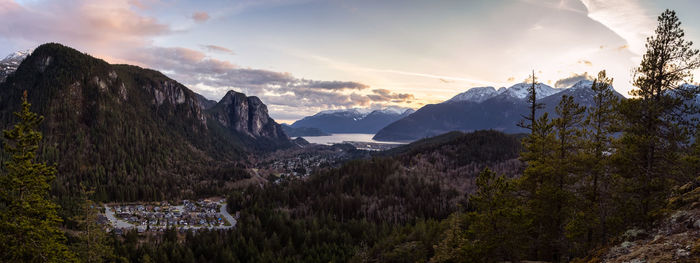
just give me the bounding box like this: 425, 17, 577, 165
2, 4, 700, 262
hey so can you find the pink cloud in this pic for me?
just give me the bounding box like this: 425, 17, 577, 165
0, 0, 170, 59
192, 12, 210, 22
202, 44, 234, 54
0, 0, 395, 119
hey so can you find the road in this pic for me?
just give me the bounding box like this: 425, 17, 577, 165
103, 204, 136, 229
220, 203, 237, 229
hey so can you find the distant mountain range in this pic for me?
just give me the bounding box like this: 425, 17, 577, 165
291, 107, 414, 134
281, 124, 330, 137
447, 83, 562, 103
373, 80, 624, 142
0, 43, 291, 201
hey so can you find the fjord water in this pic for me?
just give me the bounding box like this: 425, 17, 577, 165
299, 133, 407, 145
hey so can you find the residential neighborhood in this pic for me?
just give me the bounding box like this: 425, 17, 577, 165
103, 198, 237, 234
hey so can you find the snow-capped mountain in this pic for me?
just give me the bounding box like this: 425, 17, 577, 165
316, 108, 374, 120
373, 106, 415, 115
447, 83, 560, 104
497, 82, 560, 100
291, 107, 414, 134
568, 79, 594, 91
0, 50, 31, 83
374, 80, 624, 142
447, 86, 505, 103
540, 79, 623, 108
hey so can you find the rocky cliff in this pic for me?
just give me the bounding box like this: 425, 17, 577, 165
209, 90, 289, 144
0, 43, 290, 201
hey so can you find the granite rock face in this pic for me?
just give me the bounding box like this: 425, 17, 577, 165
211, 90, 288, 142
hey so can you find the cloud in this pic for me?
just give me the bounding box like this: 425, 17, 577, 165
202, 44, 234, 54
579, 0, 655, 55
367, 89, 415, 103
362, 67, 502, 86
124, 46, 397, 116
554, 72, 594, 88
128, 46, 235, 76
577, 59, 593, 66
0, 0, 386, 121
192, 12, 210, 22
0, 0, 171, 56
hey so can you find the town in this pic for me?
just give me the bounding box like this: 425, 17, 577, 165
103, 198, 236, 234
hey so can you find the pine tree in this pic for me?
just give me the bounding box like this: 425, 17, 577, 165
550, 95, 586, 260
0, 91, 76, 262
572, 71, 620, 251
467, 168, 526, 262
617, 9, 700, 225
517, 72, 557, 260
431, 213, 474, 263
518, 71, 544, 132
71, 183, 114, 263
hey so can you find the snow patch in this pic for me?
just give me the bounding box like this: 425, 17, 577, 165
501, 82, 560, 99
316, 106, 413, 120
447, 86, 503, 103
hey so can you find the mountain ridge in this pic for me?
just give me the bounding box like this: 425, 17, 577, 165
291, 106, 415, 134
373, 80, 623, 141
0, 43, 290, 201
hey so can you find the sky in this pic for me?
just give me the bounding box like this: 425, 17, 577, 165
1, 0, 700, 123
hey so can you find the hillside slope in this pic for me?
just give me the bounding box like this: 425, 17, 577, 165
0, 43, 289, 201
600, 179, 700, 262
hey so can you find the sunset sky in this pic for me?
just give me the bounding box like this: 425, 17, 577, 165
1, 0, 700, 123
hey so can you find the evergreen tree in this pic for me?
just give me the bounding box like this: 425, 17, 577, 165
517, 72, 557, 260
616, 9, 700, 224
467, 168, 525, 262
550, 95, 586, 260
71, 183, 114, 263
431, 213, 474, 263
0, 92, 76, 262
570, 70, 620, 251
518, 71, 544, 132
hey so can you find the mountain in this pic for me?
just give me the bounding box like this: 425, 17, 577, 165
291, 106, 415, 134
373, 81, 623, 141
0, 43, 290, 201
0, 50, 30, 83
446, 86, 506, 103
194, 93, 217, 110
281, 124, 330, 137
208, 90, 290, 148
497, 82, 561, 100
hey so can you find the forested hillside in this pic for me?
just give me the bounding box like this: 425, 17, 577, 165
0, 43, 289, 204
108, 129, 524, 262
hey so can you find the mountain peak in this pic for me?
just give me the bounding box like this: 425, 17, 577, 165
568, 79, 594, 90
2, 49, 31, 61
211, 90, 289, 142
500, 82, 559, 100
317, 108, 373, 117
0, 49, 32, 83
445, 83, 560, 105
371, 106, 414, 115
447, 86, 502, 103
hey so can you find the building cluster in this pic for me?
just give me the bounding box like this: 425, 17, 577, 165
110, 199, 229, 232
269, 154, 331, 178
